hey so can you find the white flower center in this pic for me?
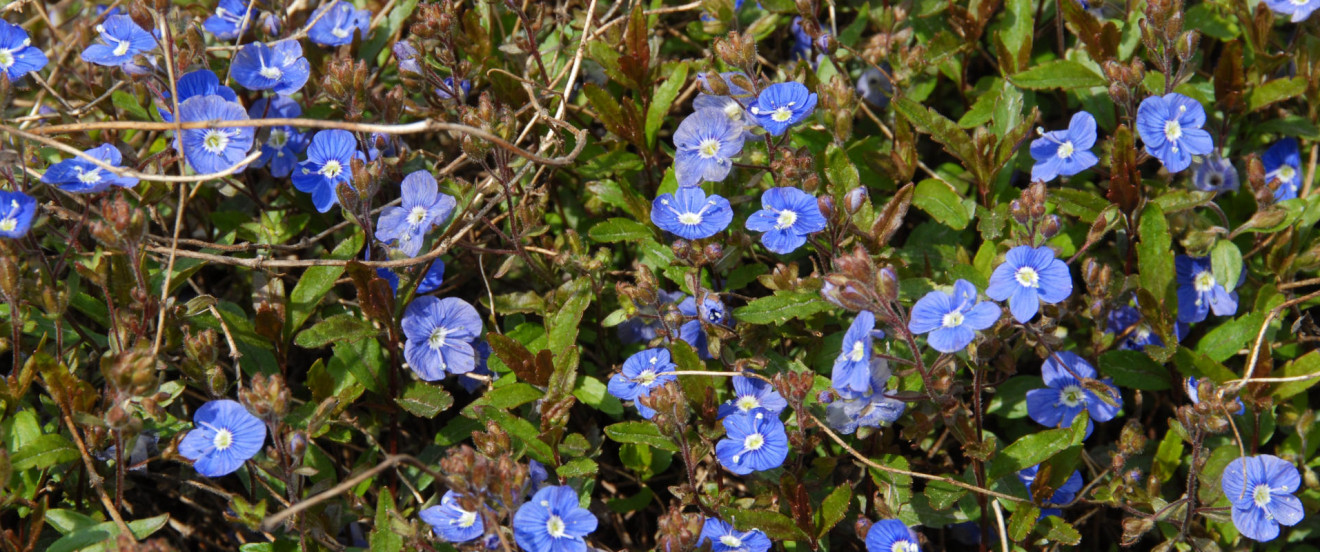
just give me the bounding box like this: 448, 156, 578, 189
941, 311, 964, 328
1057, 141, 1074, 159
0, 50, 13, 69
775, 209, 797, 230
698, 138, 721, 158
1290, 0, 1308, 6
545, 515, 567, 538
428, 326, 451, 350
736, 396, 761, 412
259, 65, 283, 80
269, 129, 289, 148
891, 541, 919, 552
1014, 266, 1040, 288
332, 26, 351, 39
743, 432, 765, 451
1164, 119, 1182, 142
77, 168, 102, 184
1252, 484, 1272, 509
0, 218, 16, 232
1134, 325, 1151, 341
320, 159, 343, 178
720, 535, 744, 548
847, 340, 865, 361
1193, 271, 1216, 293
636, 369, 657, 386
202, 130, 230, 154
408, 206, 428, 226
112, 39, 131, 57
722, 102, 743, 121
212, 428, 234, 451
1060, 385, 1085, 407
456, 510, 478, 528
771, 106, 793, 122
678, 211, 703, 225
1274, 165, 1297, 182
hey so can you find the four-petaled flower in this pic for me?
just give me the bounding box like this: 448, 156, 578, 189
401, 296, 483, 380
1017, 464, 1084, 518
986, 245, 1073, 323
715, 409, 789, 475
1263, 0, 1320, 22
909, 279, 1001, 353
248, 97, 308, 178
203, 0, 256, 40
0, 19, 47, 81
294, 129, 359, 213
832, 311, 876, 397
178, 95, 256, 175
607, 348, 677, 419
178, 399, 266, 477
748, 82, 817, 136
0, 190, 37, 239
40, 144, 139, 193
678, 293, 732, 360
307, 1, 370, 47
1136, 93, 1214, 174
717, 376, 787, 419
1221, 455, 1304, 542
512, 485, 597, 552
1262, 138, 1302, 201
745, 187, 827, 254
651, 187, 733, 240
692, 93, 759, 140
419, 491, 485, 543
159, 69, 238, 123
1026, 351, 1121, 438
1029, 111, 1099, 182
674, 108, 745, 188
1175, 255, 1239, 323
81, 15, 157, 67
375, 171, 456, 257
1190, 156, 1239, 195
699, 518, 772, 552
231, 41, 311, 96
864, 519, 921, 552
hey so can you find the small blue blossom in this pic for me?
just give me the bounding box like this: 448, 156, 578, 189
1136, 93, 1214, 174
394, 41, 421, 74
1262, 138, 1302, 201
717, 376, 787, 419
178, 95, 255, 175
1175, 255, 1239, 323
260, 12, 282, 35
1185, 377, 1245, 415
436, 77, 471, 100
401, 296, 483, 380
857, 66, 893, 109
908, 279, 1001, 353
748, 82, 817, 136
231, 41, 311, 96
986, 245, 1073, 323
1105, 305, 1186, 350
1029, 111, 1099, 182
744, 187, 827, 254
1221, 455, 1304, 542
512, 486, 597, 552
1264, 0, 1320, 21
864, 519, 921, 552
678, 293, 731, 360
832, 311, 876, 397
673, 108, 745, 188
294, 129, 359, 213
177, 399, 266, 477
159, 69, 238, 122
651, 187, 733, 240
203, 0, 256, 40
40, 144, 139, 193
692, 94, 759, 140
458, 341, 493, 394
307, 1, 370, 47
0, 20, 48, 81
825, 357, 906, 435
81, 15, 157, 67
1026, 351, 1121, 439
417, 260, 447, 294
607, 348, 677, 419
699, 518, 771, 552
1017, 464, 1084, 518
1191, 156, 1239, 195
789, 17, 813, 62
715, 409, 789, 475
419, 491, 485, 543
0, 190, 37, 239
376, 171, 457, 257
248, 97, 308, 178
526, 459, 550, 497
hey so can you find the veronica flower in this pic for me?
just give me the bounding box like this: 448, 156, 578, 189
744, 187, 827, 254
1262, 138, 1302, 201
908, 279, 1000, 353
865, 520, 921, 552
651, 187, 733, 240
401, 296, 483, 380
417, 260, 447, 294
691, 94, 759, 140
1136, 93, 1214, 174
81, 15, 157, 67
825, 357, 906, 435
307, 1, 370, 47
699, 518, 771, 552
607, 348, 677, 419
294, 129, 359, 213
376, 171, 457, 257
394, 41, 421, 74
1185, 376, 1245, 415
260, 12, 281, 35
1026, 351, 1121, 438
178, 95, 255, 175
159, 69, 238, 123
1221, 455, 1304, 542
1175, 255, 1239, 323
1105, 305, 1186, 351
0, 19, 47, 81
986, 245, 1073, 323
178, 400, 266, 477
248, 97, 308, 178
231, 41, 311, 96
715, 409, 789, 475
789, 18, 813, 62
1029, 112, 1099, 182
0, 190, 37, 239
857, 66, 893, 109
674, 108, 745, 188
678, 293, 731, 360
1264, 0, 1320, 21
748, 82, 817, 136
513, 486, 597, 552
832, 311, 876, 398
41, 144, 139, 193
1190, 156, 1239, 195
436, 77, 471, 100
717, 376, 787, 419
420, 491, 485, 543
525, 460, 550, 497
458, 341, 493, 394
1017, 464, 1084, 518
203, 0, 256, 40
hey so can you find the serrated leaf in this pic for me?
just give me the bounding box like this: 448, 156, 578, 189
718, 507, 808, 542
112, 90, 151, 121
1008, 504, 1040, 542
1009, 60, 1106, 90
989, 428, 1073, 480
293, 314, 378, 348
588, 217, 652, 243
826, 144, 859, 191
477, 408, 555, 463
923, 479, 967, 510
732, 291, 833, 325
816, 485, 851, 538
1246, 77, 1306, 113
1273, 351, 1320, 400
11, 433, 78, 470
1098, 350, 1172, 390
556, 458, 598, 478
892, 97, 978, 171
604, 421, 679, 452
645, 63, 689, 146
286, 231, 364, 338
395, 382, 454, 418
370, 489, 402, 552
1137, 202, 1174, 305
1042, 516, 1082, 545
912, 179, 974, 230
1210, 240, 1243, 293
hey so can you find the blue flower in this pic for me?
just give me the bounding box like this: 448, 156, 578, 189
458, 340, 493, 394
1221, 455, 1304, 542
81, 15, 157, 67
0, 19, 47, 81
395, 41, 421, 74
748, 82, 817, 136
691, 94, 759, 141
40, 144, 139, 193
1105, 305, 1186, 350
1136, 93, 1214, 174
651, 187, 733, 240
674, 108, 745, 188
616, 290, 685, 344
294, 129, 358, 213
401, 296, 483, 380
744, 187, 827, 254
1185, 377, 1245, 415
420, 491, 485, 543
526, 459, 550, 496
159, 69, 238, 123
376, 171, 457, 257
789, 18, 813, 62
1264, 0, 1320, 21
1026, 351, 1121, 438
699, 518, 771, 552
260, 12, 282, 35
437, 77, 471, 100
715, 409, 789, 475
678, 293, 731, 360
825, 357, 906, 435
607, 348, 677, 419
417, 260, 447, 294
1175, 255, 1239, 324
0, 190, 37, 239
857, 66, 893, 109
1029, 111, 1099, 182
231, 41, 311, 96
1017, 464, 1084, 518
908, 279, 1001, 353
1190, 156, 1239, 195
864, 519, 921, 552
248, 97, 308, 178
832, 311, 876, 398
717, 376, 787, 419
512, 486, 597, 552
178, 95, 255, 175
204, 0, 256, 40
986, 245, 1073, 323
1262, 138, 1302, 201
307, 1, 370, 47
177, 399, 266, 477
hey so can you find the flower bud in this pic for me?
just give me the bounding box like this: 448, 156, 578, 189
1040, 215, 1061, 239
845, 187, 868, 213
817, 195, 835, 219
877, 266, 900, 302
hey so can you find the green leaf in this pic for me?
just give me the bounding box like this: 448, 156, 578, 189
1008, 504, 1041, 542
548, 278, 591, 386
1042, 516, 1082, 545
988, 428, 1073, 479
923, 479, 967, 511
465, 382, 545, 413
645, 63, 689, 147
1247, 77, 1307, 113
826, 144, 860, 191
573, 376, 624, 417
1152, 423, 1186, 483
1051, 188, 1110, 221
370, 489, 403, 552
912, 179, 974, 230
287, 231, 364, 338
477, 408, 555, 463
1210, 240, 1243, 293
556, 458, 598, 478
44, 509, 99, 535
395, 382, 454, 418
293, 314, 379, 348
732, 291, 834, 325
1098, 350, 1172, 390
1137, 202, 1174, 304
958, 84, 1002, 128
588, 218, 652, 243
718, 507, 807, 542
46, 514, 169, 552
816, 485, 851, 538
1009, 60, 1106, 90
11, 433, 78, 470
604, 421, 679, 452
112, 90, 151, 121
1195, 312, 1262, 362
1273, 351, 1320, 400
892, 97, 977, 171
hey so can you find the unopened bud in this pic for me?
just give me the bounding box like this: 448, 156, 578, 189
817, 195, 835, 219
845, 187, 868, 213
